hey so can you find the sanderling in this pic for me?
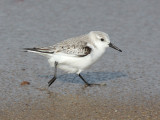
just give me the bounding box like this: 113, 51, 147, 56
24, 31, 122, 87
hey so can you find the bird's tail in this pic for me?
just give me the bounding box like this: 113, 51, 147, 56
23, 47, 55, 58
23, 47, 54, 54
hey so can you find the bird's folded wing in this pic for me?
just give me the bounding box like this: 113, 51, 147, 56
60, 45, 92, 57
24, 42, 92, 57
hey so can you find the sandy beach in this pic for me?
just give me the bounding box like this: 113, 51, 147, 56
1, 91, 160, 119
0, 0, 160, 119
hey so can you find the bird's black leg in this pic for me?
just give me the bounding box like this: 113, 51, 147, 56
79, 74, 91, 86
48, 61, 58, 87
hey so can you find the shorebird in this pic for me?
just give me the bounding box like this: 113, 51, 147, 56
24, 31, 122, 87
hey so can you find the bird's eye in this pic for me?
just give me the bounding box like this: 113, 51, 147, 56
101, 38, 104, 41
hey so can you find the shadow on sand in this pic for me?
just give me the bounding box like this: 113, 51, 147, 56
38, 71, 127, 84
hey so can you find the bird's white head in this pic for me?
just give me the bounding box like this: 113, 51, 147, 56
89, 31, 122, 52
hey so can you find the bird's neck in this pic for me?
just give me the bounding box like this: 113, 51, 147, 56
90, 46, 106, 63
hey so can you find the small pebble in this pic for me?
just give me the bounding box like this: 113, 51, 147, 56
20, 81, 30, 86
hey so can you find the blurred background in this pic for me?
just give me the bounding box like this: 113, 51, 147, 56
0, 0, 160, 119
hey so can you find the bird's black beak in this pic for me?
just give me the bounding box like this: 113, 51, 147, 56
109, 42, 122, 52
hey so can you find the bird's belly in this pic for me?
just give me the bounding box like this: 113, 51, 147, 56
58, 64, 78, 73
48, 54, 93, 73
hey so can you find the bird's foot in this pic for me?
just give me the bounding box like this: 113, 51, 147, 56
84, 83, 107, 87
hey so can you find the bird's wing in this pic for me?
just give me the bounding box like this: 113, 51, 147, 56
24, 41, 92, 57
57, 43, 92, 57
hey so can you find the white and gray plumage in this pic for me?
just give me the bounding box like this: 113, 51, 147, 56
24, 31, 122, 87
